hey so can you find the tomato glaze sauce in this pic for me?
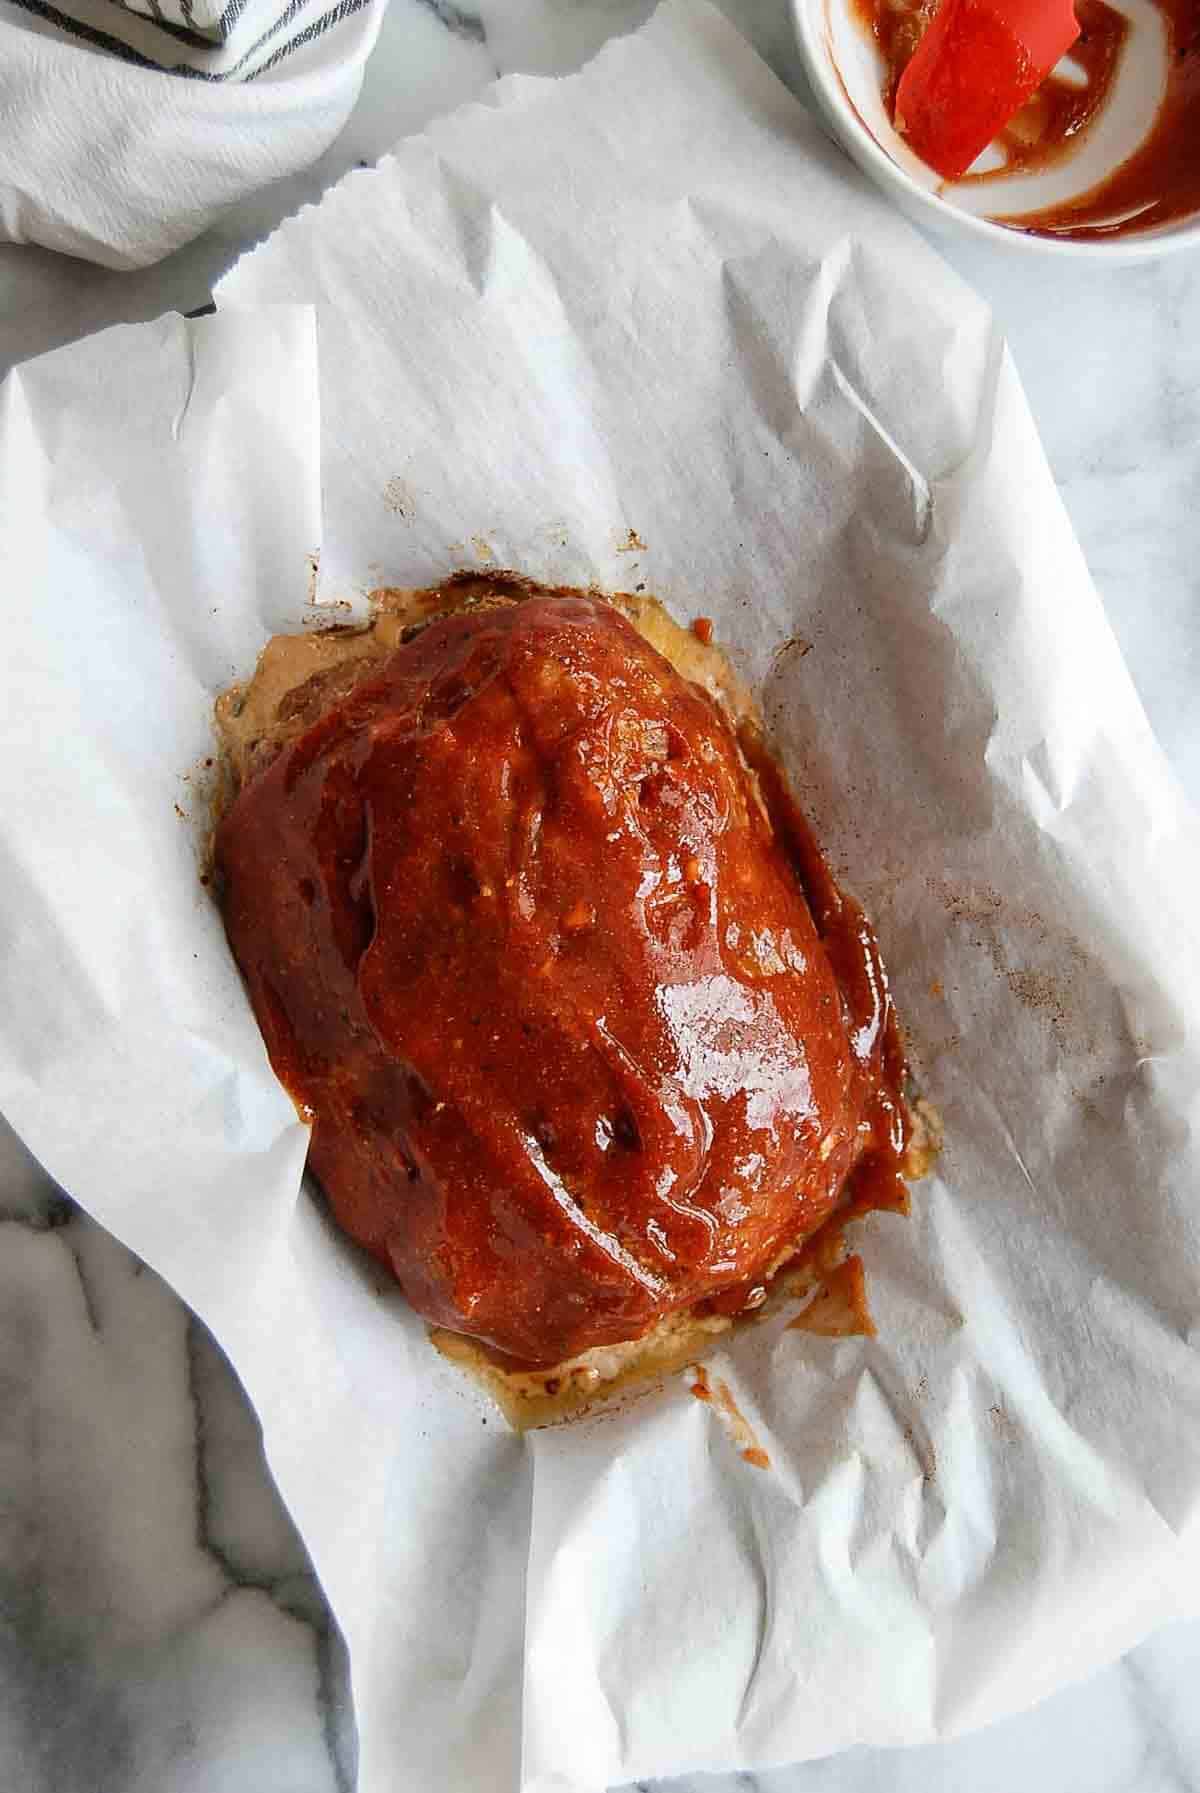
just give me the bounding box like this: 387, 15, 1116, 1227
216, 593, 911, 1367
852, 0, 1200, 239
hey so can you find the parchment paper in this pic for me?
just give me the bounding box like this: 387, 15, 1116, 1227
3, 6, 1200, 1790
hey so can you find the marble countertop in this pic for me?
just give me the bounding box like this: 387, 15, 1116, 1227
2, 3, 1199, 1790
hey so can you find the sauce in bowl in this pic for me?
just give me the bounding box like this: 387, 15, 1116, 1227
851, 0, 1200, 239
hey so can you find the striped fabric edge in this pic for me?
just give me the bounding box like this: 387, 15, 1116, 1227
94, 0, 247, 54
95, 0, 224, 58
1, 0, 372, 77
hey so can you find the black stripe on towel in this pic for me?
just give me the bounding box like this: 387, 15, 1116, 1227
6, 0, 369, 75
97, 0, 224, 55
6, 0, 161, 67
248, 0, 369, 77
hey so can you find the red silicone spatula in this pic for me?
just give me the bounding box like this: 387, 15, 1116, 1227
894, 0, 1081, 181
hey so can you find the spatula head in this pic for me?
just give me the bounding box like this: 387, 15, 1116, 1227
895, 0, 1081, 181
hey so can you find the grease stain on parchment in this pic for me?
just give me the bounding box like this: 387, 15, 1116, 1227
383, 478, 412, 518
688, 1364, 771, 1470
926, 875, 1097, 1060
903, 1423, 937, 1484
771, 634, 812, 674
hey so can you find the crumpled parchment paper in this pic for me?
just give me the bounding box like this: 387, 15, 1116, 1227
2, 6, 1200, 1790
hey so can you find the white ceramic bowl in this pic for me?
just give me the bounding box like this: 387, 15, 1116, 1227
792, 0, 1200, 260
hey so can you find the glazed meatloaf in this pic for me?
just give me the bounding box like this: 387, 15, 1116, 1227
213, 576, 930, 1424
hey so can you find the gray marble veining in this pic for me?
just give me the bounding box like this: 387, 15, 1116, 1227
0, 1116, 353, 1793
1, 0, 1199, 1789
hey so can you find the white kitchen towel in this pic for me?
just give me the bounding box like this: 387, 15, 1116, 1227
0, 0, 386, 267
62, 0, 330, 47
